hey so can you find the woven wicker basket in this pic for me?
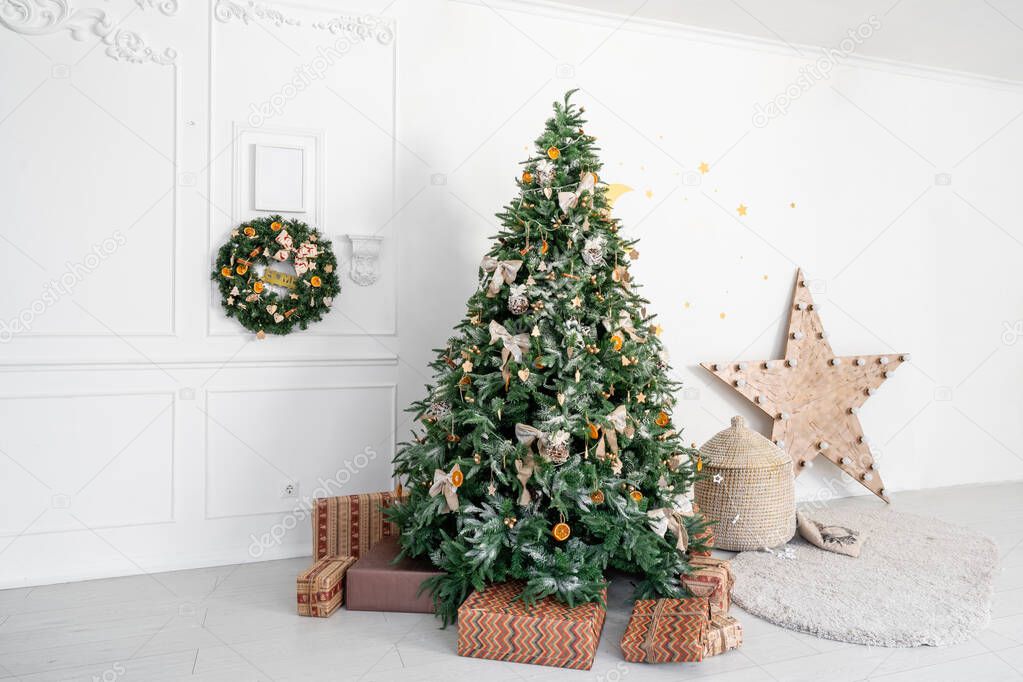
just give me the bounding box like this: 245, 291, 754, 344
694, 415, 795, 551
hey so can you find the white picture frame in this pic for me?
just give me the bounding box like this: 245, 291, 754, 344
253, 144, 306, 212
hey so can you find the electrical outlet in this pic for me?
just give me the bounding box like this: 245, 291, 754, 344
280, 481, 299, 499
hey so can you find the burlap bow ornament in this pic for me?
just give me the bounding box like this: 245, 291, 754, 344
489, 320, 530, 387
429, 464, 463, 513
594, 405, 634, 461
480, 256, 523, 298
558, 171, 596, 214
513, 423, 547, 506
605, 310, 645, 342
515, 423, 550, 459
647, 507, 690, 553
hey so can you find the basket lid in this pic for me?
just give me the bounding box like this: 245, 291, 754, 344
699, 415, 791, 469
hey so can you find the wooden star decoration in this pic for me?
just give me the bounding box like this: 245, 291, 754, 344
700, 269, 909, 503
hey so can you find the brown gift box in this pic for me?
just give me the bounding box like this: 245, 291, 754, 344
704, 611, 743, 657
345, 536, 442, 613
312, 491, 399, 561
296, 556, 356, 618
682, 555, 734, 613
620, 597, 711, 663
458, 581, 606, 670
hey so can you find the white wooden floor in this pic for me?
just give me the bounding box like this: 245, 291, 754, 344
1, 482, 1022, 682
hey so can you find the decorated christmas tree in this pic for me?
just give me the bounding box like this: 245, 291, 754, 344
390, 90, 708, 624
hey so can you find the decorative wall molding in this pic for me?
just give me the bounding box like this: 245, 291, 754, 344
0, 0, 107, 38
134, 0, 178, 15
312, 14, 393, 45
0, 389, 176, 536
203, 383, 397, 520
105, 27, 176, 64
0, 356, 399, 373
348, 235, 383, 287
210, 5, 399, 339
0, 0, 176, 65
213, 0, 298, 28
213, 0, 394, 45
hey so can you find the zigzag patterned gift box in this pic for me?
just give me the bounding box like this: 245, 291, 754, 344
296, 556, 356, 617
620, 597, 712, 663
312, 491, 400, 561
457, 581, 606, 670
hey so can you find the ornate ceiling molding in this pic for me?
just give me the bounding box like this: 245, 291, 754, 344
0, 0, 176, 65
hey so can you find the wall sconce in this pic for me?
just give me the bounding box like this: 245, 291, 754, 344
347, 235, 383, 286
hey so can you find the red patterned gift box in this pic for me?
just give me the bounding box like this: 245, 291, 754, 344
620, 597, 711, 663
682, 555, 734, 613
457, 581, 606, 670
312, 491, 399, 561
296, 556, 356, 617
704, 611, 743, 657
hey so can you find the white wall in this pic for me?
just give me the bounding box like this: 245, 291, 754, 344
2, 0, 1021, 588
392, 1, 1023, 504
0, 0, 401, 588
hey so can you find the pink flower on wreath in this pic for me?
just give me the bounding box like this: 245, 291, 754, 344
274, 229, 293, 250
296, 241, 319, 259
273, 249, 289, 262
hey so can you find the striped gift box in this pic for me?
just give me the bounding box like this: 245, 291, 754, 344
620, 597, 711, 663
312, 491, 399, 561
296, 556, 356, 617
682, 556, 734, 613
457, 581, 606, 670
704, 611, 743, 657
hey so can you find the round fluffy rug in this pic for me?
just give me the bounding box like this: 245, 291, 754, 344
729, 508, 999, 647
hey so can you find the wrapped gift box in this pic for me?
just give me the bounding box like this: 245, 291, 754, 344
345, 537, 442, 613
689, 501, 715, 557
620, 597, 711, 663
682, 555, 734, 613
458, 581, 606, 670
296, 556, 356, 617
704, 612, 743, 657
312, 491, 399, 561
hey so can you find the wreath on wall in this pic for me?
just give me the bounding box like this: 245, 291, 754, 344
212, 216, 341, 337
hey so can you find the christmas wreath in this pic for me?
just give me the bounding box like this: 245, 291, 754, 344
212, 216, 340, 336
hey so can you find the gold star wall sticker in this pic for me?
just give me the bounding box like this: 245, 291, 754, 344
700, 269, 909, 502
698, 162, 710, 174
736, 204, 748, 216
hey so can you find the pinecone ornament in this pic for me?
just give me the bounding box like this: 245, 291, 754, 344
424, 401, 451, 422
544, 430, 571, 465
535, 159, 555, 186
507, 285, 529, 315
581, 236, 606, 267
